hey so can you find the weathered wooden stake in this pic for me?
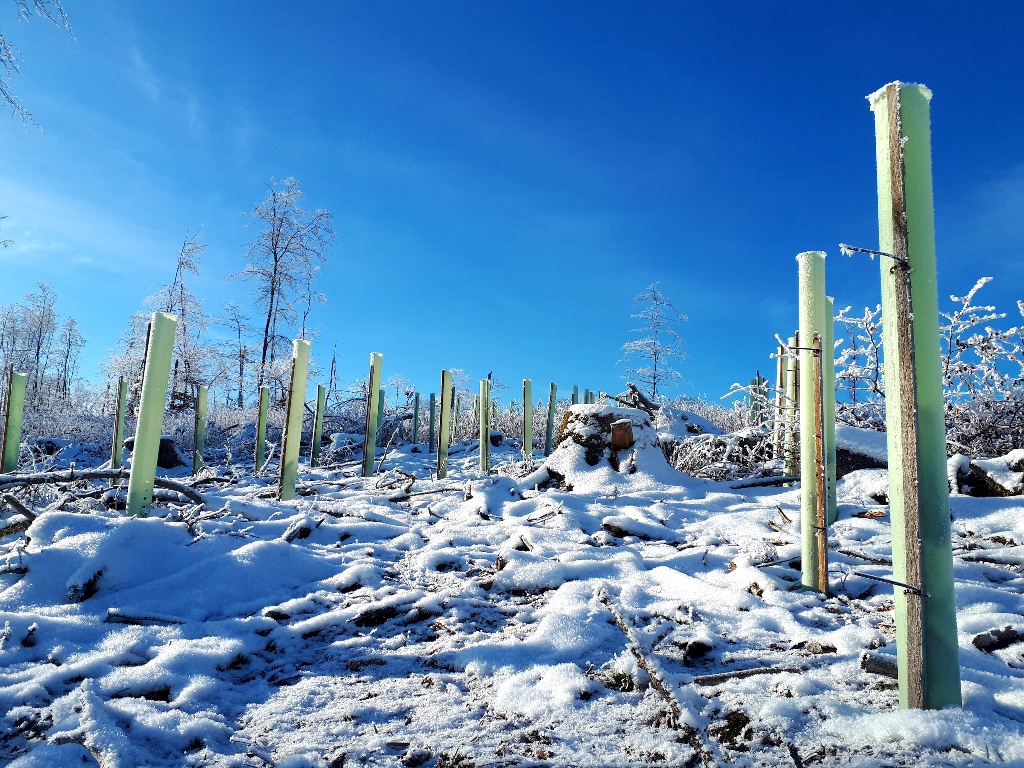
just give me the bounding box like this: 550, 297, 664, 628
544, 382, 558, 456
361, 353, 383, 478
1, 366, 27, 473
310, 383, 327, 467
412, 392, 421, 444
479, 378, 491, 472
871, 81, 960, 709
110, 376, 128, 470
523, 379, 533, 459
192, 385, 208, 476
811, 334, 829, 596
278, 339, 310, 501
126, 313, 177, 517
256, 385, 270, 471
428, 392, 437, 453
437, 370, 453, 479
797, 251, 828, 591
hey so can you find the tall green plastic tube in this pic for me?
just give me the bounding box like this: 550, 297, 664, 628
437, 370, 453, 479
278, 339, 311, 501
523, 379, 533, 459
571, 385, 578, 405
1, 367, 27, 473
361, 353, 383, 478
825, 297, 838, 524
311, 383, 327, 467
126, 312, 177, 517
110, 376, 128, 470
256, 385, 270, 471
797, 251, 827, 591
428, 393, 437, 453
544, 382, 557, 456
870, 81, 961, 709
192, 385, 208, 476
479, 379, 491, 472
773, 348, 786, 458
412, 392, 421, 444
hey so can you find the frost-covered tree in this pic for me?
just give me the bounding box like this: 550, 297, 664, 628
619, 283, 688, 399
1, 0, 72, 124
238, 177, 334, 396
217, 300, 254, 408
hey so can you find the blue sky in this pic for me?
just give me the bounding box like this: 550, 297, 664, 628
2, 1, 1023, 405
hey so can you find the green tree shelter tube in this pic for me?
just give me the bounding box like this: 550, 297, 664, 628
193, 385, 208, 476
278, 339, 310, 501
361, 353, 383, 478
437, 370, 453, 480
126, 312, 177, 517
479, 378, 491, 472
523, 379, 533, 459
1, 367, 27, 473
870, 81, 961, 710
110, 376, 128, 470
255, 385, 270, 472
412, 392, 421, 445
311, 383, 327, 467
797, 251, 827, 591
825, 296, 838, 525
428, 393, 437, 453
544, 382, 557, 456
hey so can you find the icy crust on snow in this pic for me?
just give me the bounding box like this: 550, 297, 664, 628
1, 430, 1023, 766
835, 423, 889, 462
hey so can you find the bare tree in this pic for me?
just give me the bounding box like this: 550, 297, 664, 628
237, 177, 334, 396
53, 315, 84, 401
1, 0, 72, 124
619, 282, 688, 399
217, 300, 254, 408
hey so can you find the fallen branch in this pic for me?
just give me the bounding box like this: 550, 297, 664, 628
836, 548, 892, 566
0, 469, 205, 506
729, 475, 800, 489
105, 608, 186, 626
599, 590, 718, 768
692, 665, 805, 687
2, 493, 37, 520
859, 651, 898, 679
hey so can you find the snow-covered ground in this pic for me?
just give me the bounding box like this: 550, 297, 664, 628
2, 406, 1023, 767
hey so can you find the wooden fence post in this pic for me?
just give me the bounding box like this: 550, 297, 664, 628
479, 378, 491, 472
126, 312, 177, 517
797, 251, 828, 591
192, 384, 208, 476
110, 376, 128, 470
523, 378, 533, 459
361, 353, 383, 478
412, 392, 421, 444
1, 365, 27, 473
437, 370, 453, 479
544, 382, 558, 456
870, 81, 960, 709
278, 339, 310, 501
256, 385, 270, 471
310, 383, 327, 467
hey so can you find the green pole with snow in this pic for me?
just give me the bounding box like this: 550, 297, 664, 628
126, 312, 177, 517
479, 378, 491, 472
110, 376, 128, 470
278, 339, 310, 501
1, 366, 27, 473
437, 370, 453, 479
361, 353, 383, 478
571, 385, 578, 405
192, 385, 208, 476
784, 335, 799, 478
544, 382, 557, 456
310, 383, 327, 467
523, 378, 533, 459
870, 81, 960, 709
797, 251, 828, 591
412, 392, 421, 444
256, 384, 269, 471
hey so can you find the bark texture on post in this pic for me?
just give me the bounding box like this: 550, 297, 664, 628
870, 81, 960, 709
126, 312, 177, 517
523, 379, 533, 459
256, 385, 270, 472
361, 354, 383, 478
437, 370, 453, 479
811, 334, 829, 596
278, 340, 310, 501
797, 251, 828, 591
110, 376, 128, 470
